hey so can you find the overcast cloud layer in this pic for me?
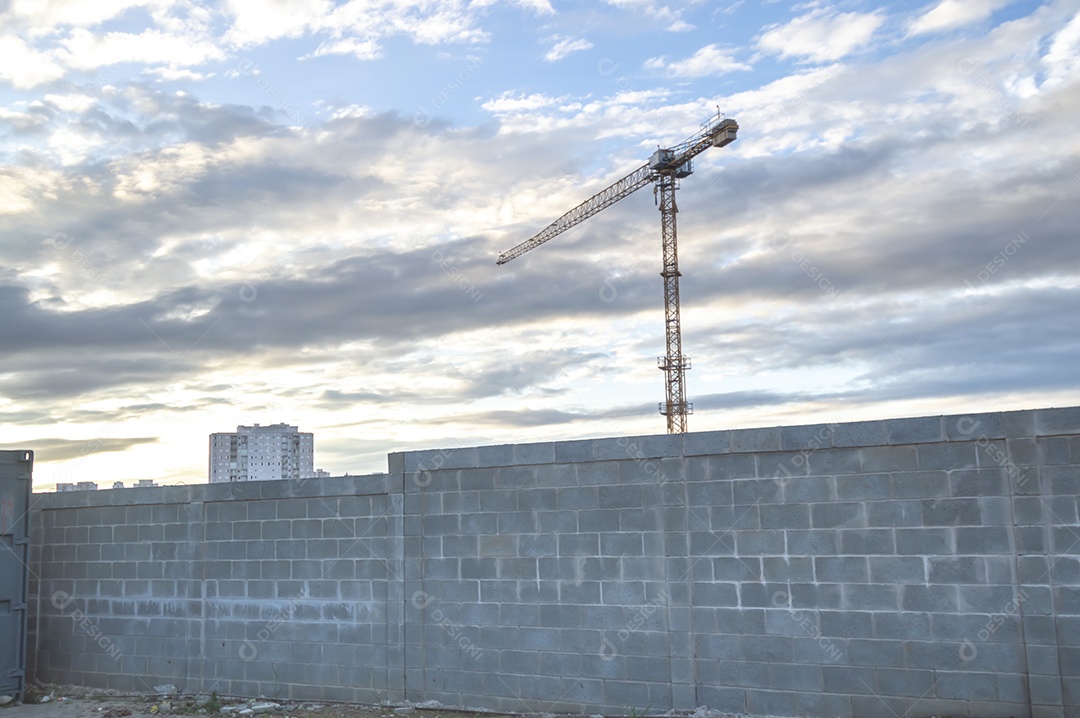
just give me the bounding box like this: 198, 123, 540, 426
1, 0, 1078, 488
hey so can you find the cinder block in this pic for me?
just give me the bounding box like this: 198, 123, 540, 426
947, 412, 1006, 441
936, 670, 997, 700
806, 448, 861, 476
681, 430, 730, 457
784, 476, 834, 503
843, 583, 898, 611
756, 556, 810, 583
786, 529, 839, 555
713, 659, 768, 687
888, 416, 944, 444
495, 465, 536, 489
822, 664, 877, 694
848, 637, 904, 666
710, 453, 756, 480
758, 504, 809, 530
745, 688, 797, 716
868, 556, 926, 583
514, 441, 555, 465
873, 611, 930, 640
577, 462, 620, 486
1036, 406, 1080, 436
929, 556, 985, 584
812, 502, 866, 528
922, 498, 982, 526
836, 473, 891, 500
860, 445, 918, 472
831, 420, 888, 448
891, 470, 949, 498
729, 428, 780, 453
840, 528, 895, 554
956, 526, 1012, 554
732, 479, 782, 505
797, 692, 851, 718
696, 685, 745, 714
867, 499, 922, 527
815, 557, 868, 583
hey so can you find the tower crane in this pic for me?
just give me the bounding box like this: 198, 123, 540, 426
496, 111, 739, 434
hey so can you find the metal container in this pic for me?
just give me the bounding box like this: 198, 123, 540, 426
0, 450, 32, 702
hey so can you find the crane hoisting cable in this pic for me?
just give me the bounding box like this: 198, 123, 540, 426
497, 111, 739, 434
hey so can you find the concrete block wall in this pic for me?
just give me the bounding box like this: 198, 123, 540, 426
28, 407, 1080, 718
29, 475, 403, 703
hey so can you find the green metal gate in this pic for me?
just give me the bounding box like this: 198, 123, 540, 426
0, 450, 32, 702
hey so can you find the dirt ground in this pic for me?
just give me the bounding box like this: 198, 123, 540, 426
0, 688, 507, 718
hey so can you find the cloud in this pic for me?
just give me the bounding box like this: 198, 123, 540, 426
758, 9, 886, 63
0, 35, 65, 88
908, 0, 1015, 36
544, 36, 594, 62
0, 436, 159, 463
644, 44, 751, 77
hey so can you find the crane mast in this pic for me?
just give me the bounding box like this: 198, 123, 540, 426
497, 112, 739, 433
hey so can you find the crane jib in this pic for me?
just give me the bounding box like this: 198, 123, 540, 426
493, 111, 739, 435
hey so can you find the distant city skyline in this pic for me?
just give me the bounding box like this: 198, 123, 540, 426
2, 0, 1077, 490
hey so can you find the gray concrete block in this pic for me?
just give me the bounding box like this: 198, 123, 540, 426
952, 468, 1008, 496
786, 529, 839, 555
840, 528, 895, 554
922, 497, 983, 526
683, 430, 730, 456
695, 685, 745, 714
797, 692, 851, 718
729, 427, 780, 453
843, 583, 898, 611
812, 502, 866, 528
836, 473, 891, 500
867, 499, 922, 527
831, 420, 889, 448
822, 664, 876, 694
495, 465, 537, 489
947, 412, 1006, 441
956, 526, 1012, 554
756, 557, 810, 583
936, 670, 998, 700
708, 453, 757, 480
759, 503, 810, 529
513, 441, 555, 465
1037, 406, 1080, 436
784, 475, 834, 503
929, 556, 985, 584
860, 445, 918, 472
732, 479, 782, 505
848, 637, 905, 666
868, 556, 926, 583
891, 469, 949, 498
745, 688, 797, 716
806, 448, 862, 476
888, 416, 944, 444
815, 557, 868, 583
577, 462, 620, 486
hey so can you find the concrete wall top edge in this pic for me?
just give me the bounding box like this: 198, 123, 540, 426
395, 405, 1078, 470
33, 472, 393, 508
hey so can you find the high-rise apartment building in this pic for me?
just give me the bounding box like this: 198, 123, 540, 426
209, 423, 314, 483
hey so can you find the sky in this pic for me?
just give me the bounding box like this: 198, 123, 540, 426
1, 0, 1078, 490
